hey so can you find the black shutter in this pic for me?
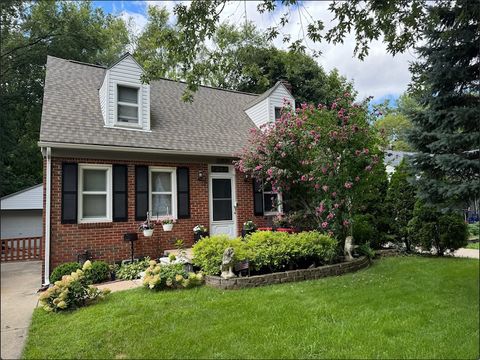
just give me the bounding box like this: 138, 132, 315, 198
62, 163, 77, 224
282, 191, 291, 214
113, 165, 128, 222
177, 167, 190, 219
135, 165, 148, 221
253, 179, 264, 216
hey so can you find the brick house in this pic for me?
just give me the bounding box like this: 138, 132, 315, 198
39, 53, 295, 284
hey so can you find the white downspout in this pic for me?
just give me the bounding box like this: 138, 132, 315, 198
43, 147, 52, 285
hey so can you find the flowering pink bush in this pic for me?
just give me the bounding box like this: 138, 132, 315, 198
235, 93, 381, 240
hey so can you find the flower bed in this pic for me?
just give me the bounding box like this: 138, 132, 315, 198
205, 256, 370, 290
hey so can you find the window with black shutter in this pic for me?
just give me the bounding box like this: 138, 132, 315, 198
113, 165, 128, 221
135, 166, 148, 220
253, 179, 264, 216
177, 167, 190, 218
61, 163, 78, 223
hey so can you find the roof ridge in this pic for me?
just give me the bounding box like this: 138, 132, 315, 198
48, 55, 257, 97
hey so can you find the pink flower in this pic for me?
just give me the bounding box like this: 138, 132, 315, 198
332, 192, 337, 198
301, 175, 308, 182
267, 168, 273, 176
355, 150, 361, 156
331, 102, 337, 109
322, 185, 329, 192
363, 148, 369, 155
365, 165, 372, 172
254, 165, 263, 171
314, 184, 320, 189
344, 181, 353, 189
355, 176, 360, 182
343, 220, 350, 227
322, 222, 329, 229
316, 203, 325, 214
327, 230, 334, 237
334, 203, 340, 209
327, 213, 335, 220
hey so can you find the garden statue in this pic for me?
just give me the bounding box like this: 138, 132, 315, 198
220, 247, 236, 279
344, 236, 355, 261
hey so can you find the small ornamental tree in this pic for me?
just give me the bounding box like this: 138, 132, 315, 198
235, 93, 381, 243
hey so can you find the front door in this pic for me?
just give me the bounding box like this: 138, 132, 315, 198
209, 165, 237, 237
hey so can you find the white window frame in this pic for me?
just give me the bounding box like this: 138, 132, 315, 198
78, 164, 112, 223
149, 167, 177, 220
114, 81, 142, 128
263, 184, 283, 216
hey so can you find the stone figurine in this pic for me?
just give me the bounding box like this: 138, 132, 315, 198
344, 236, 355, 261
220, 247, 236, 279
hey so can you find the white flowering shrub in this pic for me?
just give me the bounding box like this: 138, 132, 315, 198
39, 260, 110, 312
143, 261, 203, 291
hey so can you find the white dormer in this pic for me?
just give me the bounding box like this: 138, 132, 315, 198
99, 53, 150, 131
244, 81, 295, 128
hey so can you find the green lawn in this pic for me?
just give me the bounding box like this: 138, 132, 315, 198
23, 257, 479, 359
466, 242, 480, 250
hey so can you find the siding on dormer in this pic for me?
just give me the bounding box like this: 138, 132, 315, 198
268, 84, 295, 121
244, 98, 269, 128
100, 55, 150, 131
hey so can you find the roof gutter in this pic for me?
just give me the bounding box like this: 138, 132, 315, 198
37, 141, 237, 159
42, 146, 52, 285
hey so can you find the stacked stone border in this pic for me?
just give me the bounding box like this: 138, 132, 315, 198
205, 256, 370, 290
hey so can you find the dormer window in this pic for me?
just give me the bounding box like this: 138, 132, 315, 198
117, 84, 139, 125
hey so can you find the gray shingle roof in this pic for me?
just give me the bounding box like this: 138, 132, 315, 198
40, 56, 259, 156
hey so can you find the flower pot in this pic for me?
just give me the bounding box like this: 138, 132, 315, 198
162, 223, 173, 232
257, 227, 273, 232
276, 227, 294, 234
194, 231, 209, 243
143, 229, 154, 237
241, 229, 256, 238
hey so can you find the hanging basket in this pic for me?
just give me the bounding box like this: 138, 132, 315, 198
143, 229, 154, 237
162, 223, 174, 232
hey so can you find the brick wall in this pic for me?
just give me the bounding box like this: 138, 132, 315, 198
44, 157, 268, 274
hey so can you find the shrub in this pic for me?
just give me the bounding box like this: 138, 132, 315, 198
352, 214, 377, 246
116, 258, 151, 280
356, 243, 376, 259
192, 235, 250, 275
143, 261, 203, 290
39, 261, 110, 312
50, 262, 81, 283
408, 201, 468, 256
193, 231, 338, 275
468, 222, 479, 238
85, 261, 110, 284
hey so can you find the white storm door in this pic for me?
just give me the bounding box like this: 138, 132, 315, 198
209, 165, 237, 238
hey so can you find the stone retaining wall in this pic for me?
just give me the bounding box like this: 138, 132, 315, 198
205, 256, 370, 290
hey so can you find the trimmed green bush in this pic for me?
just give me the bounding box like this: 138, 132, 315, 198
85, 261, 110, 284
50, 262, 81, 283
192, 235, 249, 275
193, 232, 338, 275
468, 222, 479, 238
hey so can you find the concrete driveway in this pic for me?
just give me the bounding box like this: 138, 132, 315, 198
1, 261, 41, 360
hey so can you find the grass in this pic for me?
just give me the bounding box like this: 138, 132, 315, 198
23, 257, 479, 359
466, 242, 479, 250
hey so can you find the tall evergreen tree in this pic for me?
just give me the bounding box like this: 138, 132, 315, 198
408, 0, 480, 209
385, 160, 417, 251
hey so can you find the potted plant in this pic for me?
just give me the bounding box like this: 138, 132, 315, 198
272, 214, 294, 233
242, 220, 257, 238
193, 224, 209, 242
138, 212, 155, 237
161, 218, 175, 231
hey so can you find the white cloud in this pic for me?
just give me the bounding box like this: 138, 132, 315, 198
123, 0, 416, 101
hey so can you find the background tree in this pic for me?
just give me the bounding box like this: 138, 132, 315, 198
0, 1, 129, 196
408, 200, 468, 256
407, 0, 480, 209
385, 160, 417, 251
152, 0, 432, 98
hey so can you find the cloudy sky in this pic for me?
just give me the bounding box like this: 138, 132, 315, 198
93, 0, 418, 104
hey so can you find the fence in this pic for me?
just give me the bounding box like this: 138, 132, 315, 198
1, 237, 42, 261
